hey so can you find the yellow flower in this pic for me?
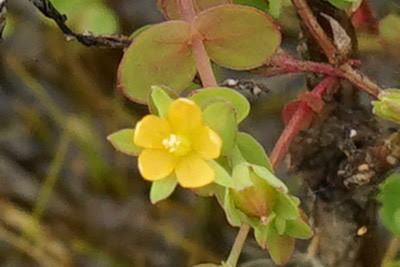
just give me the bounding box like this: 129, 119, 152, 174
133, 98, 222, 188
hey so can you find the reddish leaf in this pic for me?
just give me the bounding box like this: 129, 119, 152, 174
117, 21, 196, 103
158, 0, 232, 20
298, 91, 324, 113
282, 101, 313, 130
282, 100, 301, 125
193, 5, 281, 70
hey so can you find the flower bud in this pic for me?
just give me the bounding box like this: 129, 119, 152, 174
373, 89, 400, 124
231, 170, 277, 218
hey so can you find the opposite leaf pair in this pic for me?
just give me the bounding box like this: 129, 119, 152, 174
118, 4, 281, 103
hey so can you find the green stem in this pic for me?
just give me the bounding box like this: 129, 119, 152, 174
178, 0, 218, 88
382, 236, 400, 266
178, 1, 245, 265
27, 132, 70, 239
226, 224, 251, 267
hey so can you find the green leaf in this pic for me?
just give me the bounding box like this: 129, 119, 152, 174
190, 87, 250, 123
275, 217, 286, 235
107, 129, 141, 156
232, 163, 253, 191
265, 223, 295, 265
251, 165, 288, 192
237, 132, 273, 171
193, 264, 221, 267
130, 24, 154, 39
158, 0, 232, 20
203, 102, 238, 155
274, 192, 300, 220
254, 224, 269, 249
385, 261, 400, 267
380, 14, 400, 47
193, 5, 281, 70
208, 160, 234, 188
77, 5, 119, 34
150, 86, 173, 118
378, 174, 400, 236
223, 189, 243, 226
231, 170, 278, 218
325, 0, 358, 10
150, 174, 178, 204
285, 218, 313, 239
118, 21, 196, 103
233, 0, 268, 11
268, 0, 282, 18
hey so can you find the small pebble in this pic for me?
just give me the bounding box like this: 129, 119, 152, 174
350, 129, 357, 138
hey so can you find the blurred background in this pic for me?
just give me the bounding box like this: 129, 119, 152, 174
0, 0, 399, 266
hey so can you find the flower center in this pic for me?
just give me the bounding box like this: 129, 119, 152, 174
162, 134, 191, 156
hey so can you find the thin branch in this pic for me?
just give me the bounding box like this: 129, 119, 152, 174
270, 77, 337, 168
254, 49, 343, 77
27, 0, 131, 48
291, 0, 339, 64
226, 224, 251, 267
178, 0, 217, 87
289, 0, 383, 97
381, 237, 400, 266
0, 0, 6, 41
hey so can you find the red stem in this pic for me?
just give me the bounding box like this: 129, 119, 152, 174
270, 77, 337, 168
177, 0, 218, 88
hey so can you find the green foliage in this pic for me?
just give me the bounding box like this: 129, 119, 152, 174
119, 4, 281, 103
224, 188, 243, 226
385, 261, 400, 267
231, 170, 278, 218
285, 218, 313, 239
380, 14, 400, 47
373, 89, 400, 124
118, 21, 197, 103
190, 87, 250, 123
193, 5, 281, 70
77, 5, 118, 34
107, 129, 142, 156
378, 174, 400, 236
203, 102, 238, 155
255, 223, 295, 265
51, 0, 119, 34
208, 160, 235, 188
233, 0, 269, 12
273, 191, 300, 220
150, 86, 174, 118
237, 133, 273, 171
130, 25, 154, 39
251, 165, 288, 192
150, 174, 178, 204
325, 0, 359, 10
232, 163, 253, 191
158, 0, 232, 20
233, 0, 282, 18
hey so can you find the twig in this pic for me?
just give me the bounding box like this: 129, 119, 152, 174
178, 0, 217, 87
0, 0, 6, 40
291, 0, 339, 65
382, 237, 400, 266
226, 224, 251, 267
270, 77, 337, 168
290, 0, 382, 97
254, 50, 343, 77
27, 0, 131, 48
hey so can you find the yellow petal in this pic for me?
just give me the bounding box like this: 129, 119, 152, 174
168, 98, 202, 134
192, 126, 222, 159
134, 115, 171, 149
175, 154, 215, 188
138, 149, 176, 181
